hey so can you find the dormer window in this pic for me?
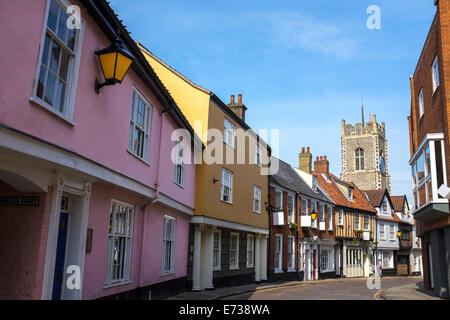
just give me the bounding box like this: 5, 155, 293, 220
382, 197, 388, 214
348, 187, 353, 200
312, 176, 318, 192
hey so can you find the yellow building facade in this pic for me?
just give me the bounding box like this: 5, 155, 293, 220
139, 43, 269, 290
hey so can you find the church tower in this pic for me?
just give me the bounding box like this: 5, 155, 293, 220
341, 112, 391, 192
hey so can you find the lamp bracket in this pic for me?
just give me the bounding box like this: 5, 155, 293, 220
95, 79, 118, 94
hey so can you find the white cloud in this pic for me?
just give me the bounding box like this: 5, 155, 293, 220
266, 12, 357, 58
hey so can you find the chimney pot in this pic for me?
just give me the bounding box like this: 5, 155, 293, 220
238, 94, 242, 104
230, 95, 235, 104
316, 156, 319, 161
314, 154, 329, 175
302, 147, 305, 153
307, 147, 310, 153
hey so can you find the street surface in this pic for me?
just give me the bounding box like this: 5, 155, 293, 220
222, 277, 422, 300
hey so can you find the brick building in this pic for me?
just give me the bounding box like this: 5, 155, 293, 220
296, 150, 339, 280
407, 0, 450, 299
270, 153, 335, 282
310, 156, 377, 278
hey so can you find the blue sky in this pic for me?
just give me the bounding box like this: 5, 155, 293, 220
110, 0, 436, 200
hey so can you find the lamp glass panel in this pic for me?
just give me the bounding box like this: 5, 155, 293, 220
99, 52, 117, 80
115, 53, 133, 82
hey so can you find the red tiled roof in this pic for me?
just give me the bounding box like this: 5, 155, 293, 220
313, 173, 376, 213
362, 189, 401, 222
391, 196, 406, 212
362, 189, 386, 207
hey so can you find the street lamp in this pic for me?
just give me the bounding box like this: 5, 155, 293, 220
397, 231, 402, 238
310, 211, 317, 221
95, 36, 134, 94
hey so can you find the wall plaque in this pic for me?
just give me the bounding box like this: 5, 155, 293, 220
0, 196, 40, 206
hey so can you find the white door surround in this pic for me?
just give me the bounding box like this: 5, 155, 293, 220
41, 173, 91, 300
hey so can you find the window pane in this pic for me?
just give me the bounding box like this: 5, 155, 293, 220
54, 79, 66, 112
67, 28, 77, 51
419, 184, 426, 207
49, 40, 61, 74
59, 50, 69, 81
435, 142, 444, 197
44, 72, 57, 106
416, 151, 425, 182
41, 35, 51, 66
37, 67, 47, 99
47, 0, 59, 32
57, 7, 69, 43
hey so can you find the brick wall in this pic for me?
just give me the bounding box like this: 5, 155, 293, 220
268, 186, 297, 273
0, 181, 52, 299
409, 1, 450, 230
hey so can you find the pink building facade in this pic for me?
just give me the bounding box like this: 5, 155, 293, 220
0, 0, 197, 300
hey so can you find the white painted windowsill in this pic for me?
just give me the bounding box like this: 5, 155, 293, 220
30, 96, 75, 126
103, 280, 133, 289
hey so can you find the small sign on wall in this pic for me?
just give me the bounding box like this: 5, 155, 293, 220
0, 196, 39, 206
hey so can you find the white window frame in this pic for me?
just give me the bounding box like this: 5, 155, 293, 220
274, 234, 283, 273
389, 224, 395, 241
355, 148, 365, 171
224, 118, 235, 148
410, 135, 448, 211
274, 188, 283, 210
105, 200, 134, 286
319, 203, 325, 223
128, 88, 152, 162
246, 234, 255, 268
253, 185, 261, 213
354, 213, 360, 230
287, 194, 295, 224
380, 223, 386, 240
162, 215, 176, 274
381, 197, 389, 214
363, 215, 370, 231
213, 230, 222, 271
432, 56, 439, 92
301, 198, 308, 216
31, 0, 84, 124
327, 206, 333, 230
320, 249, 329, 272
173, 138, 185, 187
348, 187, 354, 200
338, 209, 344, 226
419, 89, 424, 118
255, 144, 262, 167
287, 235, 295, 271
312, 176, 318, 191
230, 232, 239, 270
382, 251, 393, 268
311, 200, 317, 228
221, 168, 233, 203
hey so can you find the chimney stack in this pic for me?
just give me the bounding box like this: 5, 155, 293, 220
227, 93, 247, 122
314, 155, 329, 175
298, 147, 312, 174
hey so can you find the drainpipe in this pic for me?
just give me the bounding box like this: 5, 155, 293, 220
138, 107, 165, 289
267, 177, 271, 279
152, 109, 165, 205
